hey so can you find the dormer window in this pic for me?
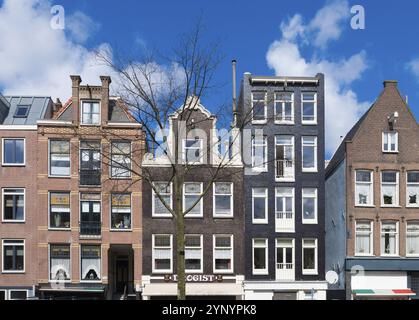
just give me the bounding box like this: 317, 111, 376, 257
81, 101, 100, 125
14, 105, 30, 118
382, 132, 398, 153
183, 138, 203, 164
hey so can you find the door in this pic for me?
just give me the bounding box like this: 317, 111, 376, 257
116, 259, 129, 293
80, 199, 101, 235
276, 240, 294, 281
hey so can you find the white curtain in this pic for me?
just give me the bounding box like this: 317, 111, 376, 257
356, 234, 370, 253
214, 249, 232, 259
82, 258, 101, 280
154, 248, 171, 259
382, 185, 396, 201
185, 248, 201, 259
50, 258, 70, 280
407, 232, 419, 254
408, 185, 419, 203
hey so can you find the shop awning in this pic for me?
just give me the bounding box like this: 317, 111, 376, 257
39, 285, 105, 293
353, 289, 416, 297
143, 283, 244, 297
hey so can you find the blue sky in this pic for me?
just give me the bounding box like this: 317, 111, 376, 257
1, 0, 419, 158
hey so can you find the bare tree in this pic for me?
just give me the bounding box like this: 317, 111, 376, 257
91, 22, 266, 300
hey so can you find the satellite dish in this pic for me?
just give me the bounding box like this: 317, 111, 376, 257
326, 270, 339, 285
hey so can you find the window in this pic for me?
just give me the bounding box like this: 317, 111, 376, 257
111, 194, 131, 230
110, 142, 131, 178
275, 188, 294, 232
2, 138, 24, 165
301, 93, 317, 124
381, 222, 398, 256
355, 170, 374, 206
14, 105, 30, 118
251, 135, 267, 171
213, 182, 233, 217
252, 188, 268, 224
302, 137, 317, 172
407, 172, 419, 207
185, 235, 203, 273
252, 239, 268, 275
9, 290, 28, 300
79, 193, 101, 236
251, 92, 267, 122
213, 235, 233, 273
275, 136, 294, 180
276, 239, 294, 280
80, 141, 101, 186
381, 171, 399, 206
2, 188, 25, 222
49, 140, 70, 176
355, 221, 373, 255
81, 101, 100, 125
382, 132, 398, 152
152, 235, 172, 273
49, 244, 70, 281
407, 222, 419, 256
183, 139, 203, 164
49, 192, 70, 229
81, 245, 101, 281
0, 291, 5, 300
2, 240, 24, 272
302, 188, 317, 224
152, 182, 172, 217
275, 93, 293, 123
302, 239, 318, 275
183, 183, 203, 217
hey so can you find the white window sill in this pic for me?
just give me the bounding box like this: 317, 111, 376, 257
2, 271, 25, 274
48, 228, 71, 231
252, 270, 269, 275
354, 253, 374, 257
252, 220, 268, 225
251, 120, 267, 125
302, 270, 318, 275
213, 270, 234, 274
152, 214, 173, 218
213, 215, 234, 219
110, 229, 132, 232
2, 220, 25, 223
275, 178, 295, 182
185, 270, 204, 274
48, 280, 71, 283
251, 168, 268, 173
152, 270, 173, 274
301, 121, 318, 126
302, 168, 318, 173
406, 254, 419, 258
380, 254, 399, 257
48, 175, 71, 179
406, 205, 419, 208
302, 220, 318, 225
354, 205, 375, 208
380, 205, 401, 208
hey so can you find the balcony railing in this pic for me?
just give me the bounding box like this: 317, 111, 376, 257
275, 115, 294, 123
276, 159, 294, 180
275, 211, 295, 233
79, 170, 101, 186
276, 263, 295, 281
79, 221, 101, 237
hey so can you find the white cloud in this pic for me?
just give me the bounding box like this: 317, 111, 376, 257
0, 0, 116, 101
66, 11, 100, 43
406, 58, 419, 81
266, 0, 370, 155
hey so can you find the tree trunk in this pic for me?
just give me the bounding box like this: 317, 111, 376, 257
175, 178, 186, 300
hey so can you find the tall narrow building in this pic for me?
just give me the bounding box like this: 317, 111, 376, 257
238, 72, 327, 300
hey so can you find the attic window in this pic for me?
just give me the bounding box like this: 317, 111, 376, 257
14, 105, 30, 118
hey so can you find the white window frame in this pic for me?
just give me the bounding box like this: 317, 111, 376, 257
251, 92, 267, 123
110, 141, 132, 179
251, 135, 268, 172
80, 100, 101, 126
302, 238, 318, 275
182, 139, 204, 164
355, 221, 374, 256
152, 182, 173, 218
252, 238, 268, 275
48, 192, 71, 230
406, 172, 419, 208
380, 171, 399, 207
183, 182, 203, 218
2, 138, 25, 166
275, 135, 295, 181
274, 92, 294, 124
406, 221, 419, 257
302, 188, 318, 224
355, 170, 374, 207
48, 244, 71, 283
213, 182, 234, 218
48, 139, 71, 177
213, 234, 234, 274
185, 234, 203, 274
275, 187, 295, 232
8, 289, 29, 300
380, 221, 399, 257
2, 239, 25, 273
79, 244, 102, 283
152, 234, 173, 274
302, 136, 318, 172
110, 193, 132, 231
382, 132, 398, 153
2, 188, 25, 223
301, 92, 317, 125
252, 188, 268, 224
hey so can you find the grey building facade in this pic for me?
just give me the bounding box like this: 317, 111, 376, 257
238, 72, 327, 300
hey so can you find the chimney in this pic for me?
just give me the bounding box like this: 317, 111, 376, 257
100, 76, 111, 125
70, 75, 81, 123
232, 59, 237, 126
383, 80, 398, 88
